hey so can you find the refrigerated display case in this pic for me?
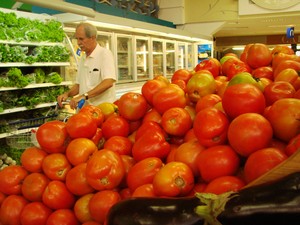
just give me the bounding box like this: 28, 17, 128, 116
165, 41, 175, 79
135, 37, 150, 81
178, 42, 186, 69
152, 39, 164, 78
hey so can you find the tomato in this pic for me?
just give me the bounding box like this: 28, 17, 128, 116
21, 146, 48, 173
173, 139, 205, 177
244, 147, 288, 183
269, 137, 287, 152
265, 98, 300, 142
194, 58, 221, 78
142, 108, 162, 124
79, 105, 104, 127
152, 161, 194, 197
0, 191, 6, 207
20, 202, 52, 225
246, 43, 272, 69
135, 121, 166, 141
196, 145, 240, 183
132, 183, 156, 197
272, 53, 300, 71
171, 68, 192, 84
228, 113, 273, 157
204, 176, 245, 194
21, 172, 50, 202
119, 155, 136, 188
90, 128, 104, 148
275, 68, 300, 90
85, 149, 125, 190
251, 66, 274, 80
126, 157, 163, 192
42, 153, 71, 181
186, 70, 216, 103
219, 54, 238, 65
271, 45, 294, 57
165, 144, 178, 163
172, 79, 187, 92
0, 165, 28, 195
0, 195, 28, 225
222, 83, 266, 119
101, 115, 130, 139
222, 58, 251, 80
152, 83, 187, 114
264, 81, 296, 106
119, 187, 132, 200
285, 133, 300, 156
195, 93, 222, 113
161, 107, 192, 137
65, 163, 95, 196
42, 180, 76, 210
46, 209, 79, 225
193, 107, 229, 147
141, 79, 168, 106
97, 102, 119, 121
82, 221, 101, 225
36, 120, 68, 154
240, 43, 254, 63
153, 74, 170, 85
88, 190, 121, 224
66, 138, 98, 166
132, 129, 171, 161
66, 112, 97, 139
118, 92, 148, 121
73, 193, 94, 223
184, 128, 197, 142
227, 72, 263, 90
103, 135, 133, 155
273, 59, 300, 78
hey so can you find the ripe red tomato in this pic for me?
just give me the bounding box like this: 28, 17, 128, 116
271, 45, 294, 56
42, 153, 71, 181
79, 105, 104, 127
264, 81, 295, 106
42, 180, 76, 210
20, 202, 52, 225
285, 133, 300, 156
171, 69, 192, 84
265, 98, 300, 142
194, 58, 221, 78
21, 172, 50, 202
131, 183, 156, 197
88, 190, 121, 224
193, 107, 229, 147
246, 43, 272, 69
273, 59, 300, 78
65, 138, 98, 166
90, 127, 104, 148
126, 157, 163, 192
141, 79, 168, 106
161, 107, 192, 137
66, 112, 97, 139
152, 84, 187, 114
222, 58, 251, 80
135, 121, 167, 141
73, 193, 94, 223
196, 145, 240, 182
0, 195, 28, 225
118, 92, 148, 121
240, 43, 254, 63
0, 165, 28, 195
20, 146, 48, 173
244, 147, 288, 183
85, 149, 125, 190
142, 108, 162, 124
36, 120, 68, 153
195, 93, 222, 113
46, 209, 80, 225
65, 163, 95, 196
152, 161, 195, 197
101, 115, 130, 139
251, 66, 274, 80
275, 68, 300, 90
119, 155, 136, 188
222, 83, 266, 119
103, 135, 133, 155
204, 176, 245, 194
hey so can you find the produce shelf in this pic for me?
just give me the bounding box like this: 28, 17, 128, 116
0, 81, 73, 91
0, 102, 57, 115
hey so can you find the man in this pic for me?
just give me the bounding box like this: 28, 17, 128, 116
57, 22, 116, 109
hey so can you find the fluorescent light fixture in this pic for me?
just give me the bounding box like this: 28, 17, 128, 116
232, 46, 245, 50
16, 0, 96, 17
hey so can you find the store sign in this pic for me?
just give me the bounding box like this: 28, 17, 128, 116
287, 27, 295, 38
197, 44, 212, 63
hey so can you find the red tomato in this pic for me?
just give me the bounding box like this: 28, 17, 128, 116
42, 153, 71, 181
152, 161, 194, 197
101, 115, 130, 139
119, 155, 136, 188
135, 121, 166, 141
171, 69, 192, 84
204, 176, 245, 194
195, 93, 222, 113
65, 163, 95, 196
88, 190, 121, 224
240, 43, 254, 63
79, 105, 104, 127
174, 139, 206, 177
85, 149, 125, 190
271, 45, 294, 56
142, 108, 162, 124
184, 128, 197, 142
46, 209, 79, 225
132, 183, 156, 197
273, 59, 300, 78
118, 92, 148, 121
36, 120, 68, 153
103, 135, 133, 155
126, 157, 163, 192
66, 112, 97, 139
0, 191, 6, 207
228, 113, 273, 157
161, 107, 192, 137
0, 165, 28, 195
141, 79, 168, 106
196, 145, 240, 182
244, 147, 288, 183
21, 146, 48, 173
21, 172, 50, 202
0, 195, 28, 225
172, 79, 187, 92
246, 43, 272, 69
265, 98, 300, 142
222, 83, 266, 119
275, 68, 300, 90
264, 81, 295, 106
193, 107, 229, 147
194, 58, 221, 78
251, 66, 274, 80
65, 138, 98, 166
222, 58, 252, 80
152, 84, 187, 114
90, 127, 104, 149
20, 202, 52, 225
285, 133, 300, 156
42, 180, 76, 210
73, 193, 94, 223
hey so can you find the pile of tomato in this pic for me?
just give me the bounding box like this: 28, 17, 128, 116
1, 43, 300, 225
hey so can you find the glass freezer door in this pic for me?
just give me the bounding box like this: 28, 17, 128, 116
152, 39, 164, 77
136, 38, 150, 81
166, 41, 175, 79
116, 35, 133, 82
178, 43, 186, 69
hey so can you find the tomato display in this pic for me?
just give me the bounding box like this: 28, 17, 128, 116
246, 43, 272, 69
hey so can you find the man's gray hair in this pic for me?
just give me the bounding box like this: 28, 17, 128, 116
77, 22, 98, 38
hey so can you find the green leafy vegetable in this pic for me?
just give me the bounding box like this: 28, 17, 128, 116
45, 72, 63, 84
6, 68, 29, 88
